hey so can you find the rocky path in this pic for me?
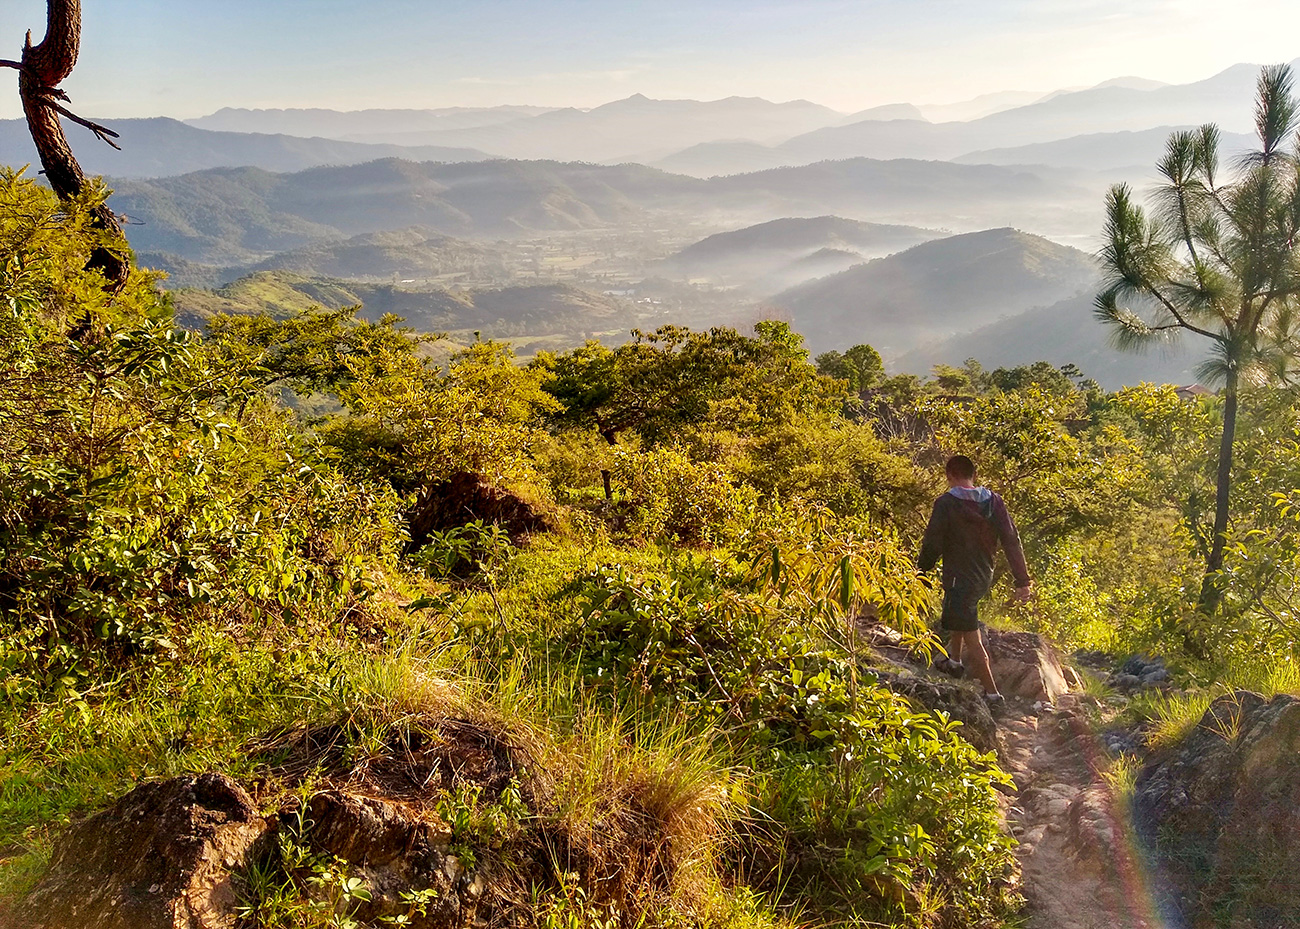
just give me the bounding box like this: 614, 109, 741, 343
997, 695, 1156, 929
864, 625, 1166, 928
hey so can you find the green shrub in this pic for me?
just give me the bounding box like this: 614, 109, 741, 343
533, 428, 614, 498
747, 697, 1018, 928
735, 416, 932, 529
409, 520, 513, 581
609, 446, 757, 544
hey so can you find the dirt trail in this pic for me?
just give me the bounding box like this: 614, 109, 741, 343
997, 695, 1156, 929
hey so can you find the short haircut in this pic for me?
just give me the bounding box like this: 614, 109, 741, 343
945, 455, 977, 480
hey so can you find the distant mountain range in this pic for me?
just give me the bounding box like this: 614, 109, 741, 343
143, 226, 518, 289
295, 95, 851, 164
661, 216, 943, 291
114, 157, 1095, 266
0, 118, 492, 179
0, 60, 1285, 186
187, 105, 555, 141
954, 126, 1256, 172
768, 228, 1099, 356
652, 61, 1298, 177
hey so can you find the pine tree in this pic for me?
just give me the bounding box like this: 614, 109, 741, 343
1096, 64, 1300, 612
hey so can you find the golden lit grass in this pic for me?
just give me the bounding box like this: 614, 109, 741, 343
307, 652, 752, 925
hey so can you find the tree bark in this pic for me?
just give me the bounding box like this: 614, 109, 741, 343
18, 0, 128, 291
599, 425, 617, 500
1199, 368, 1239, 613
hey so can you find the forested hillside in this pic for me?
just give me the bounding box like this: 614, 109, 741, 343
661, 215, 943, 288
770, 228, 1099, 354
111, 156, 1095, 264
174, 272, 640, 344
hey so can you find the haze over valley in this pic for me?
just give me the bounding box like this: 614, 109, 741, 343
23, 59, 1295, 386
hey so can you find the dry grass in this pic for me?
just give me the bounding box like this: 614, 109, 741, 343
249, 654, 744, 927
1136, 690, 1217, 751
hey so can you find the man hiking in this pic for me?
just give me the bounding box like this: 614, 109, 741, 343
918, 455, 1031, 708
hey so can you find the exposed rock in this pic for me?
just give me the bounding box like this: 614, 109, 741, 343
304, 791, 463, 926
1118, 654, 1162, 677
1100, 727, 1144, 756
984, 629, 1070, 703
1064, 785, 1120, 868
1110, 654, 1172, 693
873, 668, 999, 754
1001, 704, 1152, 929
1133, 691, 1300, 927
405, 470, 555, 551
4, 773, 268, 929
1110, 672, 1143, 693
4, 711, 707, 929
1060, 665, 1085, 691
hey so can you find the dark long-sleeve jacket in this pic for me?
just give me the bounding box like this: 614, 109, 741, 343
917, 489, 1030, 595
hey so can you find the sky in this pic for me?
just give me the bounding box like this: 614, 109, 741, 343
0, 0, 1298, 118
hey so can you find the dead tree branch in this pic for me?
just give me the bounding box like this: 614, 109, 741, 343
16, 0, 128, 291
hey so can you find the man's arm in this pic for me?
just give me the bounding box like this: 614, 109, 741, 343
917, 499, 944, 573
991, 495, 1031, 589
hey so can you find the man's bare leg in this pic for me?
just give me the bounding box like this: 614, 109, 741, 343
948, 632, 964, 665
958, 631, 999, 695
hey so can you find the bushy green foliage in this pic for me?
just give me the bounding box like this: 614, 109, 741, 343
533, 322, 842, 447
324, 337, 560, 491
920, 385, 1148, 552
734, 416, 932, 528
409, 520, 513, 581
815, 343, 885, 392
0, 171, 403, 692
608, 446, 758, 544
533, 428, 613, 497
563, 524, 1016, 925
559, 510, 1016, 923
750, 699, 1016, 928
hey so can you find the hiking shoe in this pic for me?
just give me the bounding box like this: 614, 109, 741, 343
933, 656, 965, 678
983, 693, 1007, 714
